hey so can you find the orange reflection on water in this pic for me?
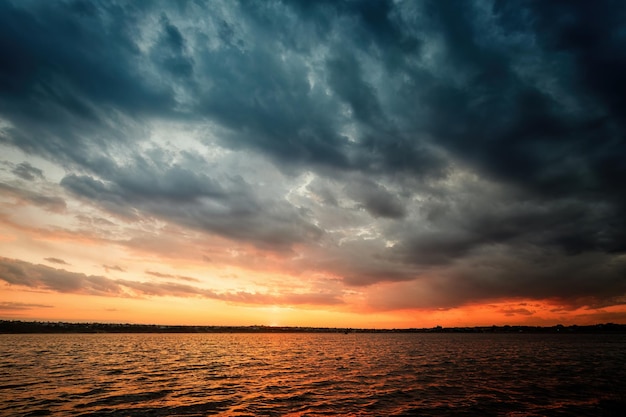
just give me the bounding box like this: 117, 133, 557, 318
3, 332, 626, 416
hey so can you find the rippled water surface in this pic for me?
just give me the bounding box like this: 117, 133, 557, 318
1, 333, 625, 416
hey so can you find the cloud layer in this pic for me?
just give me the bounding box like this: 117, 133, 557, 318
1, 0, 625, 318
0, 257, 343, 307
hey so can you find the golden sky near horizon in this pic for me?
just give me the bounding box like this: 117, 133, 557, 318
1, 0, 626, 327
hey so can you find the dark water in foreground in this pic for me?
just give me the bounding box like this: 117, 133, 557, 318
1, 333, 625, 416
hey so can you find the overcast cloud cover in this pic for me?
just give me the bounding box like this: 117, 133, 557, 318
1, 0, 625, 321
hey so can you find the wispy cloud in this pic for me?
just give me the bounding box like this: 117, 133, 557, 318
145, 270, 200, 283
0, 183, 66, 213
12, 162, 44, 181
500, 308, 536, 317
103, 265, 125, 273
0, 301, 53, 311
45, 257, 70, 265
0, 257, 343, 307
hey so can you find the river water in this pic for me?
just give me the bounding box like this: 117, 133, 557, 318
1, 333, 625, 416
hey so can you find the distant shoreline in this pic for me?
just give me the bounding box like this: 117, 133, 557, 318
2, 320, 626, 334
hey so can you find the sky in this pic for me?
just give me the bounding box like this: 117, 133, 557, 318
1, 0, 626, 328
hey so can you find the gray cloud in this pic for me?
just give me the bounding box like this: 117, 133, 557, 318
345, 178, 406, 219
0, 183, 66, 212
12, 162, 44, 181
44, 257, 69, 265
59, 155, 323, 250
0, 257, 122, 296
103, 265, 125, 273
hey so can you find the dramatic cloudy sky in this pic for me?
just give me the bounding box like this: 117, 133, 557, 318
1, 0, 625, 327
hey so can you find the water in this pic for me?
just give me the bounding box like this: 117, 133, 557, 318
1, 333, 625, 416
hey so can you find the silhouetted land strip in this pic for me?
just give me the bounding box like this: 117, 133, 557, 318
2, 320, 626, 334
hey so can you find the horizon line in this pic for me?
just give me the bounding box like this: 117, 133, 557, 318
2, 320, 626, 334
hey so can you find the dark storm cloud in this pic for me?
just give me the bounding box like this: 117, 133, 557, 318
393, 191, 620, 267
0, 0, 176, 169
366, 248, 626, 312
0, 0, 428, 174
194, 40, 351, 171
413, 0, 626, 202
2, 0, 624, 182
1, 0, 626, 310
447, 249, 626, 310
152, 14, 195, 80
345, 178, 406, 219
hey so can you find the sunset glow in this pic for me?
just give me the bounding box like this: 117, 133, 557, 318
2, 0, 626, 328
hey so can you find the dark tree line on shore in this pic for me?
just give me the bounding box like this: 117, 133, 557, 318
1, 320, 625, 334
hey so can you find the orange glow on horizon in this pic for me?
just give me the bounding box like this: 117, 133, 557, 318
2, 200, 625, 329
3, 281, 626, 329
